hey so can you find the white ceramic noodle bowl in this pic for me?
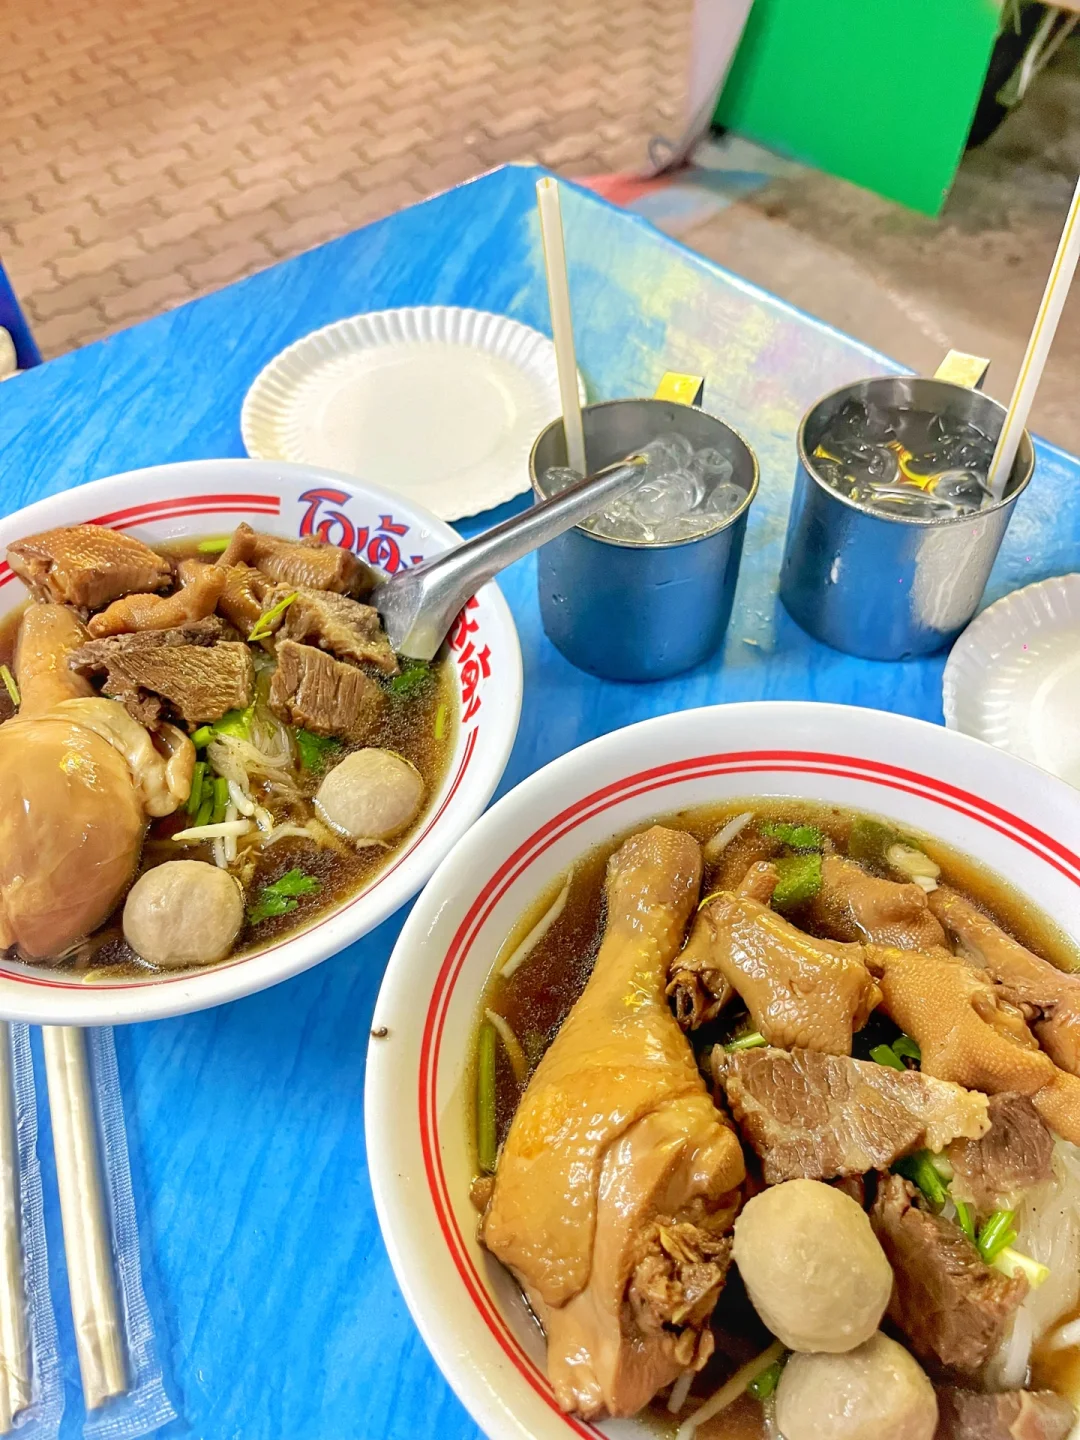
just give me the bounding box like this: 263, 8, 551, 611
0, 459, 522, 1025
366, 701, 1080, 1440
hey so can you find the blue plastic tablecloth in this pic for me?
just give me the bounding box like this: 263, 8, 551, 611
0, 163, 1077, 1440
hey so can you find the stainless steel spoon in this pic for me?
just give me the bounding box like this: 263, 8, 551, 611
371, 454, 648, 660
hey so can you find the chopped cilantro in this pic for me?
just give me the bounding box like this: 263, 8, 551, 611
247, 868, 320, 925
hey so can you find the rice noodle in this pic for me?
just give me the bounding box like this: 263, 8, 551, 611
987, 1139, 1080, 1391
484, 1009, 527, 1083
667, 1369, 694, 1415
675, 1340, 784, 1440
263, 824, 315, 848
703, 811, 754, 862
500, 869, 574, 979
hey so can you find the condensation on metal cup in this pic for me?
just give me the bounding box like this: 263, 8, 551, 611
530, 398, 759, 681
778, 376, 1035, 661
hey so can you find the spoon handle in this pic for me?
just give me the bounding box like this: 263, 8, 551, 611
375, 455, 647, 659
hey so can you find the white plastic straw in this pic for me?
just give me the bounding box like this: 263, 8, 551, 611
536, 177, 587, 476
0, 1025, 30, 1433
43, 1026, 126, 1411
988, 171, 1080, 498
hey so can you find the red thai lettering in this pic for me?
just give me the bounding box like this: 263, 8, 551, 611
458, 640, 491, 722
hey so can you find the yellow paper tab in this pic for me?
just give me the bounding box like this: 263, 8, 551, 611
933, 350, 990, 390
654, 372, 704, 406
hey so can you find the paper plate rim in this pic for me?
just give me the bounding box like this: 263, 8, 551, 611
240, 306, 586, 522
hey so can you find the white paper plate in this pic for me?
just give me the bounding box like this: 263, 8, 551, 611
943, 573, 1080, 786
241, 307, 584, 522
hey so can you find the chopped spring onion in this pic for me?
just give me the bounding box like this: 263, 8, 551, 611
389, 659, 431, 698
210, 776, 229, 825
771, 852, 822, 908
0, 664, 19, 708
893, 1150, 949, 1210
747, 1355, 786, 1401
892, 1034, 922, 1063
760, 821, 824, 851
248, 590, 298, 642
977, 1210, 1018, 1265
196, 536, 230, 553
186, 760, 207, 816
191, 725, 213, 748
477, 1022, 498, 1174
247, 867, 320, 924
954, 1199, 976, 1243
484, 1008, 527, 1084
499, 870, 573, 979
194, 796, 213, 828
434, 702, 448, 741
172, 819, 252, 842
702, 810, 754, 862
294, 727, 340, 773
674, 1340, 784, 1440
993, 1246, 1050, 1288
725, 1030, 767, 1052
871, 1044, 906, 1071
213, 704, 255, 741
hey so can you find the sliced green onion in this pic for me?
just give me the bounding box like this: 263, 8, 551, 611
892, 1035, 922, 1063
893, 1150, 948, 1210
212, 704, 255, 741
760, 821, 824, 851
954, 1199, 976, 1243
977, 1210, 1017, 1265
186, 761, 207, 816
871, 1044, 906, 1071
993, 1246, 1049, 1288
389, 659, 431, 698
210, 776, 229, 825
477, 1021, 498, 1174
747, 1357, 785, 1401
0, 664, 19, 708
248, 590, 298, 642
196, 536, 230, 553
191, 725, 213, 748
725, 1030, 767, 1052
434, 702, 448, 740
293, 727, 340, 773
771, 853, 822, 908
194, 796, 213, 828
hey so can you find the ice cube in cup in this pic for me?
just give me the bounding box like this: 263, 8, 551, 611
542, 466, 584, 495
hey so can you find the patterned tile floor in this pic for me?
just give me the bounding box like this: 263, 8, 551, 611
1, 0, 688, 356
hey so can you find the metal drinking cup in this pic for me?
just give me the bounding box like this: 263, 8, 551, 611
530, 397, 759, 681
778, 373, 1034, 661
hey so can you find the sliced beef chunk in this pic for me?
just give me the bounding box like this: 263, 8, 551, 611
806, 854, 947, 950
947, 1093, 1054, 1211
7, 525, 171, 610
268, 639, 384, 744
70, 623, 253, 726
277, 586, 398, 675
871, 1174, 1027, 1376
218, 563, 273, 634
715, 1046, 989, 1184
935, 1387, 1075, 1440
218, 523, 374, 597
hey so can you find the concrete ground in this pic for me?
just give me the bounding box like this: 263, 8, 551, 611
1, 0, 1078, 451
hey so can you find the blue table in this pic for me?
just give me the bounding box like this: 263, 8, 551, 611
0, 163, 1078, 1440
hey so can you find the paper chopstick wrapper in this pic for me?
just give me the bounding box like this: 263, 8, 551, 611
43, 1026, 126, 1411
0, 1024, 30, 1432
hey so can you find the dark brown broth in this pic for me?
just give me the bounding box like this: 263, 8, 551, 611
0, 537, 455, 975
